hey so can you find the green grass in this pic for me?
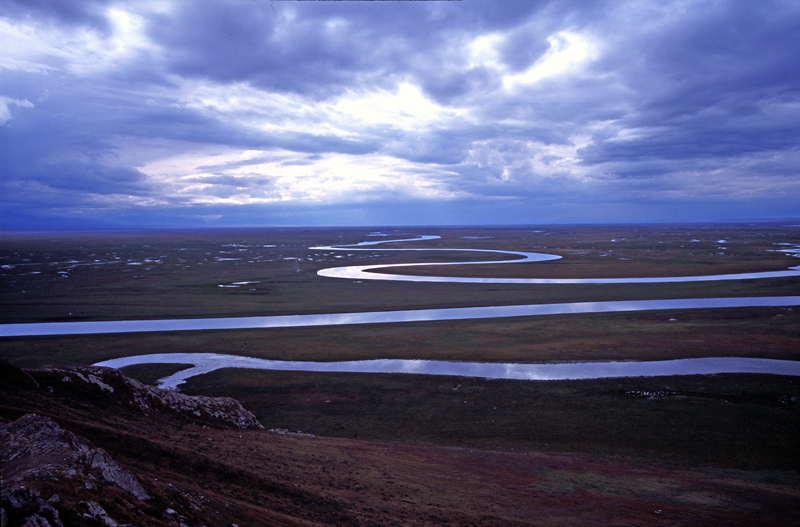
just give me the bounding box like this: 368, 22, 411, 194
2, 224, 799, 473
1, 306, 797, 369
180, 369, 800, 470
2, 224, 798, 324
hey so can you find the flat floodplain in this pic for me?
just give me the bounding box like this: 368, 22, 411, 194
2, 224, 800, 324
2, 223, 800, 471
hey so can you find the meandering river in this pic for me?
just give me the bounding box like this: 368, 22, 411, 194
2, 234, 798, 385
313, 235, 800, 283
96, 354, 800, 389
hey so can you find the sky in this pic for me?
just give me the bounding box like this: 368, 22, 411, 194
1, 0, 799, 229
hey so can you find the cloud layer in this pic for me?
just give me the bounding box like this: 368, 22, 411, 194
2, 0, 799, 228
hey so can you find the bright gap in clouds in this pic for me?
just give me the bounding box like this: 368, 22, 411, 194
140, 147, 466, 205
1, 0, 799, 228
144, 78, 470, 205
503, 31, 598, 89
468, 28, 599, 90
177, 79, 462, 138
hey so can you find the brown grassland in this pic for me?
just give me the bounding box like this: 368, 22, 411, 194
2, 223, 800, 525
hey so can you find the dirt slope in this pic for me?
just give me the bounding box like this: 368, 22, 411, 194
1, 361, 797, 526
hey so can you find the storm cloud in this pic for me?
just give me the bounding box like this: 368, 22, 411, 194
1, 0, 798, 228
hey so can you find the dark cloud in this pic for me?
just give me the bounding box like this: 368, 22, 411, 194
1, 0, 111, 30
37, 161, 149, 194
145, 0, 558, 100
573, 0, 800, 170
148, 2, 392, 98
418, 66, 501, 105
497, 32, 552, 73
1, 0, 799, 228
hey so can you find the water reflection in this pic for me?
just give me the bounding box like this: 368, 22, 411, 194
315, 237, 800, 284
94, 353, 800, 390
318, 264, 800, 283
3, 296, 800, 337
2, 234, 799, 338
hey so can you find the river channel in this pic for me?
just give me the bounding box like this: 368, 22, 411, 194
2, 234, 799, 385
97, 354, 800, 389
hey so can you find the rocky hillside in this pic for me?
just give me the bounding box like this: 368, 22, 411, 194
7, 364, 263, 431
2, 360, 798, 526
2, 413, 149, 527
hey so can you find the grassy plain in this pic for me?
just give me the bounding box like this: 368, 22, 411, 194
179, 369, 800, 470
4, 363, 797, 526
2, 223, 800, 472
2, 224, 799, 324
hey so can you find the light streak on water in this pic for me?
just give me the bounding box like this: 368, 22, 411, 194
94, 353, 800, 390
4, 234, 799, 384
2, 296, 799, 337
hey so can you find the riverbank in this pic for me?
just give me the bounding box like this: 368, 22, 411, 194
96, 353, 800, 389
2, 225, 799, 478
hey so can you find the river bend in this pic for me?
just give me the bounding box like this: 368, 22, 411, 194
2, 234, 798, 384
95, 353, 800, 389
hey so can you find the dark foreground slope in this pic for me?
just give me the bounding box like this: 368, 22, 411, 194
2, 361, 799, 527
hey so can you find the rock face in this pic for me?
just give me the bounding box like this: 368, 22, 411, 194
1, 414, 149, 526
40, 366, 263, 430
0, 362, 264, 527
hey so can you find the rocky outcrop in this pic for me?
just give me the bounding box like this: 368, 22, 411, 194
38, 366, 263, 430
0, 363, 265, 526
1, 413, 150, 500
0, 414, 149, 527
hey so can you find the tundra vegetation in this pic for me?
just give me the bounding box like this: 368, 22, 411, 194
1, 223, 799, 525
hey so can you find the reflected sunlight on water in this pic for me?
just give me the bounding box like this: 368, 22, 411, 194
94, 353, 800, 390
